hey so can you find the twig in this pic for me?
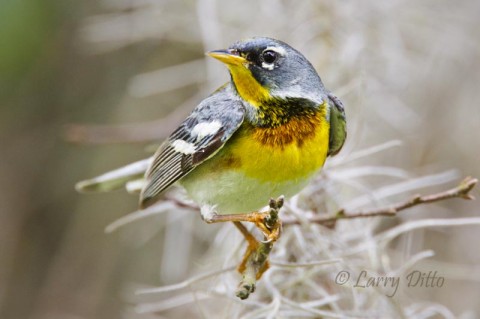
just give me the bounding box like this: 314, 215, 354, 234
136, 266, 236, 295
283, 176, 478, 226
165, 177, 477, 227
236, 241, 273, 299
236, 197, 284, 300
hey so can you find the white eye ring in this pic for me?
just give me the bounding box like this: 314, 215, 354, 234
261, 61, 275, 70
265, 46, 286, 56
260, 46, 286, 70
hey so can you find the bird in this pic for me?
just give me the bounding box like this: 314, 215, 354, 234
76, 37, 346, 279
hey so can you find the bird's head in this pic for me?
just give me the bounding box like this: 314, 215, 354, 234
208, 37, 325, 107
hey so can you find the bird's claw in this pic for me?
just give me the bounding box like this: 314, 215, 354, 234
255, 196, 283, 243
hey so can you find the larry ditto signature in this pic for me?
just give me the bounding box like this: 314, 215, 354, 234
334, 270, 445, 297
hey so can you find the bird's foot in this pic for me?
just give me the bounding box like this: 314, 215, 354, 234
202, 196, 285, 299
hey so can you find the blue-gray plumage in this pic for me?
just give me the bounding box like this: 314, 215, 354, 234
140, 85, 246, 207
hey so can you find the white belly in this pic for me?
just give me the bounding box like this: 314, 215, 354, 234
180, 169, 311, 215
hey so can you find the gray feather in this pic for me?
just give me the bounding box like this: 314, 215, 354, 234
140, 85, 245, 207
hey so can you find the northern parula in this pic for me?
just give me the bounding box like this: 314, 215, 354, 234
141, 37, 346, 214
76, 37, 346, 280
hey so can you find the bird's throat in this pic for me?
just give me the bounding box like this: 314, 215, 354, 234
228, 65, 270, 107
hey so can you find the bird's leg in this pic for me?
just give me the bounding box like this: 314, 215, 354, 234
204, 196, 284, 300
240, 197, 284, 299
204, 196, 284, 243
232, 221, 261, 274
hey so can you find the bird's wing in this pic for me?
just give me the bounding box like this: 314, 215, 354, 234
327, 92, 347, 156
140, 85, 245, 207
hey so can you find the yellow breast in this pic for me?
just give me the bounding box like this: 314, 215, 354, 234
213, 105, 330, 183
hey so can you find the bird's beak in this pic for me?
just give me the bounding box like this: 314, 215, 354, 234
207, 49, 247, 66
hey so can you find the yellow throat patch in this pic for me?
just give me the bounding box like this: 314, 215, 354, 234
227, 64, 270, 106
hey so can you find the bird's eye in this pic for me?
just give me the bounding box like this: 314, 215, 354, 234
262, 50, 278, 64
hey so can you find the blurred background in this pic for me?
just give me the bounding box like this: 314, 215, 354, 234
1, 0, 480, 318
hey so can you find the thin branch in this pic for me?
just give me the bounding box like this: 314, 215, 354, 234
236, 241, 273, 300
283, 176, 478, 226
236, 197, 283, 300
136, 266, 236, 295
